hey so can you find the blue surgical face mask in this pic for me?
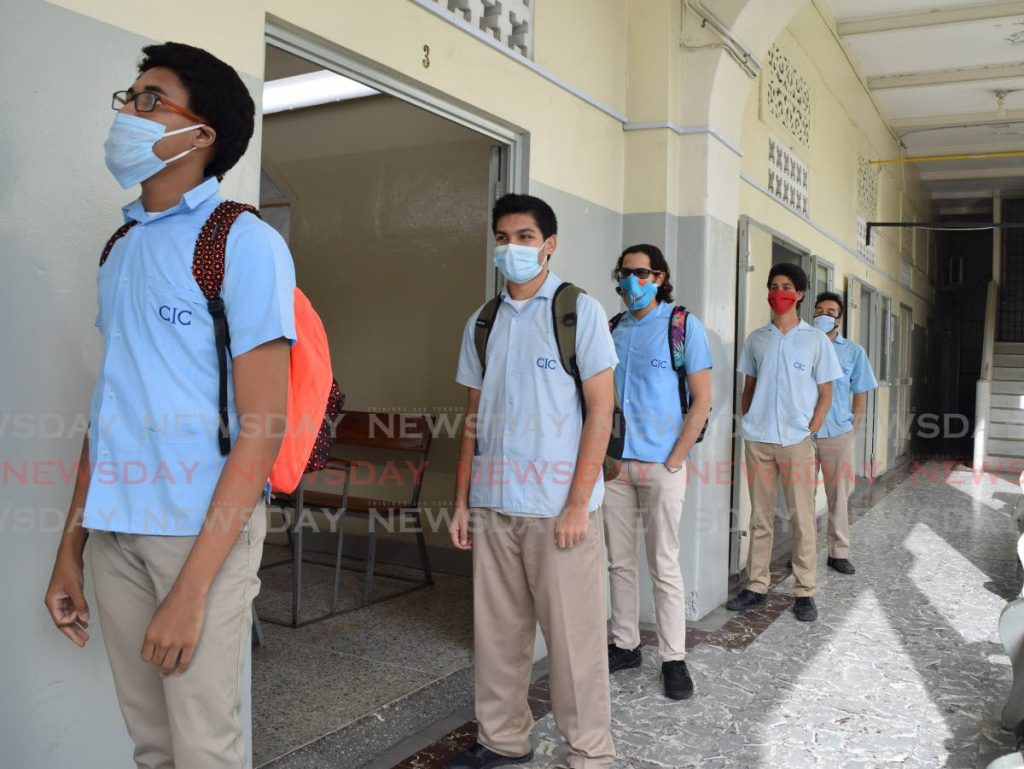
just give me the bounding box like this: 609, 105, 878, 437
104, 113, 204, 189
618, 275, 658, 311
494, 240, 548, 284
813, 314, 837, 334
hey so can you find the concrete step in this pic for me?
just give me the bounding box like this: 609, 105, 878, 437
994, 380, 1024, 395
995, 354, 1024, 368
994, 394, 1024, 408
995, 367, 1024, 381
986, 454, 1024, 473
990, 422, 1024, 439
992, 408, 1024, 425
996, 342, 1024, 356
989, 438, 1024, 458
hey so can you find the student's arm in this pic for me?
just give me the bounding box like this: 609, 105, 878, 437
809, 381, 833, 434
43, 434, 92, 647
667, 369, 711, 468
557, 368, 614, 549
741, 376, 757, 415
141, 339, 289, 676
852, 392, 867, 432
451, 387, 480, 550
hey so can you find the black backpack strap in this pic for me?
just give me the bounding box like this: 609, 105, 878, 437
192, 200, 261, 456
99, 221, 138, 267
473, 295, 504, 379
608, 312, 625, 333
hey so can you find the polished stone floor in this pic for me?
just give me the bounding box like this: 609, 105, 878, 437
519, 463, 1022, 769
252, 545, 474, 768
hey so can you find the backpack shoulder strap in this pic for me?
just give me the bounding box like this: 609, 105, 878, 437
192, 200, 260, 456
609, 312, 625, 333
99, 221, 138, 267
669, 304, 688, 372
473, 295, 504, 378
552, 282, 584, 383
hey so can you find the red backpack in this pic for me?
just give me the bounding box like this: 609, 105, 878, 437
99, 201, 343, 493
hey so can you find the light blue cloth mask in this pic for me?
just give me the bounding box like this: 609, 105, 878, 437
104, 113, 202, 189
619, 275, 658, 311
813, 314, 837, 334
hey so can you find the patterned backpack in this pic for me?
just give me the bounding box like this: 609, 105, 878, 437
99, 201, 343, 493
609, 304, 708, 444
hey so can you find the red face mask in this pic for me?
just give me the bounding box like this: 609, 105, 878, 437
768, 289, 799, 314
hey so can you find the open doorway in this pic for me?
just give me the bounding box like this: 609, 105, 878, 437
250, 41, 510, 768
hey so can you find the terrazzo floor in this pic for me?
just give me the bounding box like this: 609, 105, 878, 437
251, 546, 474, 767
394, 461, 1024, 769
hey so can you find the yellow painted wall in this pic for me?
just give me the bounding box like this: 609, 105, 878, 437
50, 0, 629, 212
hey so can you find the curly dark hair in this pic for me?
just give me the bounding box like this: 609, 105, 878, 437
138, 42, 255, 181
616, 244, 674, 304
815, 290, 845, 316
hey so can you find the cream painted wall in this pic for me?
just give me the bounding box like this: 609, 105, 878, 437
262, 95, 494, 546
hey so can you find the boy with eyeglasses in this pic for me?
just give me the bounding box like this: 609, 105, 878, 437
43, 43, 295, 769
602, 244, 712, 700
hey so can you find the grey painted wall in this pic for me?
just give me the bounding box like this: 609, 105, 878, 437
0, 3, 262, 766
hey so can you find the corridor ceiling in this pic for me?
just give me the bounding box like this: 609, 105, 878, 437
828, 0, 1024, 217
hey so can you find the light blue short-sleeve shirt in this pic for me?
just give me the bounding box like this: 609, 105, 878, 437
85, 179, 297, 535
455, 271, 619, 517
737, 320, 843, 446
612, 302, 713, 463
820, 334, 878, 438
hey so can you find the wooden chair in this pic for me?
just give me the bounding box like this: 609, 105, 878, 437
262, 410, 435, 627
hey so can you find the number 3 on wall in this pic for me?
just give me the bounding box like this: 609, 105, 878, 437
422, 45, 430, 68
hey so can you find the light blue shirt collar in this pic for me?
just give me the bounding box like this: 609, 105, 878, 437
499, 269, 561, 302
122, 177, 221, 225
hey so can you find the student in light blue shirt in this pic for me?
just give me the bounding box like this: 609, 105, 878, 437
812, 291, 878, 576
602, 244, 712, 702
448, 194, 617, 769
43, 44, 294, 769
727, 263, 842, 623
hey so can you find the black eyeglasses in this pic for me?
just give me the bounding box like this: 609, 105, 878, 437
614, 267, 663, 281
111, 90, 205, 124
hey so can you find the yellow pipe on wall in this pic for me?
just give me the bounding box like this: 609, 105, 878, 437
869, 149, 1024, 165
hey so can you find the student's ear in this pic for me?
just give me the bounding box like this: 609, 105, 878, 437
545, 234, 557, 258
194, 125, 216, 150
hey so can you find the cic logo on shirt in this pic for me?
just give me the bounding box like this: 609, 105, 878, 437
793, 361, 806, 371
159, 305, 192, 326
536, 357, 558, 370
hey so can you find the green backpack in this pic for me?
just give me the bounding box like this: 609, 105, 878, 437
473, 282, 627, 466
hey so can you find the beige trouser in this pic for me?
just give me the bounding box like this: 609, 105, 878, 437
744, 438, 817, 597
88, 503, 266, 769
472, 508, 615, 769
602, 460, 688, 661
817, 430, 857, 559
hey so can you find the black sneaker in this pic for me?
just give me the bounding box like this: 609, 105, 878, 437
608, 643, 642, 672
443, 742, 534, 769
725, 589, 767, 611
662, 660, 694, 700
827, 557, 856, 575
793, 596, 818, 622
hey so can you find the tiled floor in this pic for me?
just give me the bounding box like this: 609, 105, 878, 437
395, 461, 1023, 768
252, 546, 474, 767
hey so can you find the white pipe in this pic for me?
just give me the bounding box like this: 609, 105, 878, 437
685, 0, 761, 78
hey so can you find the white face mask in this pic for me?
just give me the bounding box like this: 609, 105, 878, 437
813, 314, 837, 334
104, 113, 204, 188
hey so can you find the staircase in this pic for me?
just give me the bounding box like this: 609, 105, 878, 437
988, 342, 1024, 469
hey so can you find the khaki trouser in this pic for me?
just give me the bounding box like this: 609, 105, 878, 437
744, 438, 817, 597
816, 430, 857, 559
88, 503, 266, 769
602, 460, 688, 661
472, 508, 615, 769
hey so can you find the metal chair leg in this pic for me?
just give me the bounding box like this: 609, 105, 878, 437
291, 481, 305, 628
330, 471, 351, 614
252, 605, 267, 649
412, 511, 434, 585
364, 514, 377, 605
